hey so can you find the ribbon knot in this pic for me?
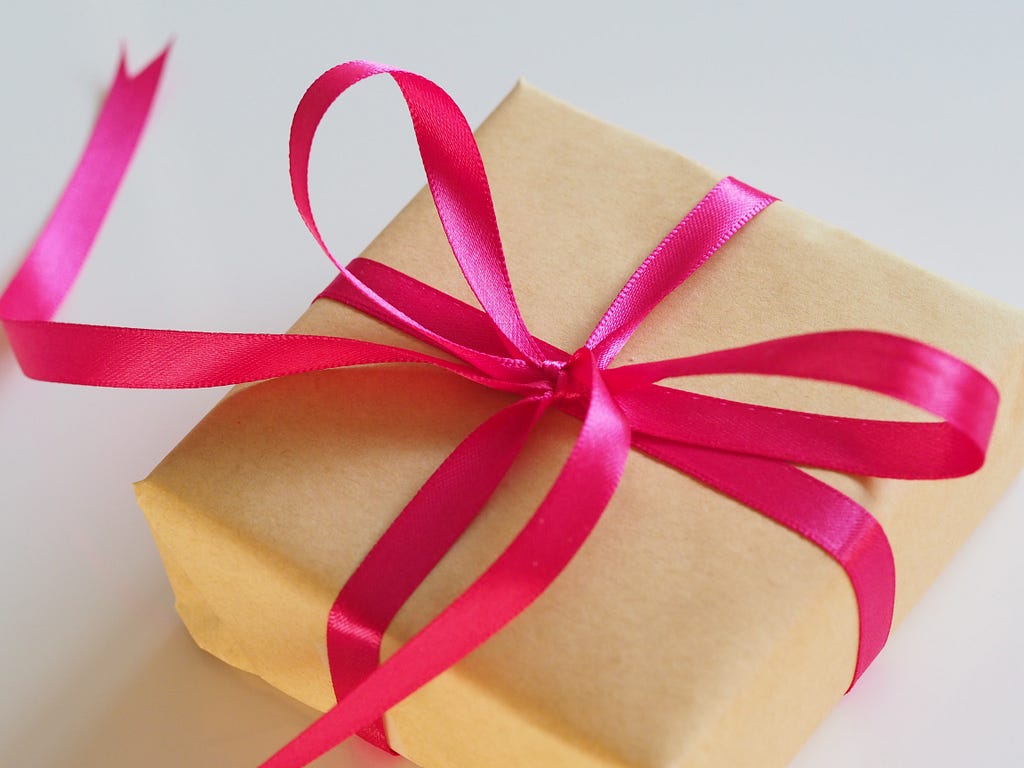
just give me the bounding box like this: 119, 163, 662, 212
540, 350, 590, 403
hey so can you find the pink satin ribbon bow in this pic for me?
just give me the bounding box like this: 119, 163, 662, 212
0, 50, 998, 768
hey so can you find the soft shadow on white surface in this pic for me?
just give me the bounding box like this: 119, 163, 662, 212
791, 474, 1024, 767
8, 619, 410, 768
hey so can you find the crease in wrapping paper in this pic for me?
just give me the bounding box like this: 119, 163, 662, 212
136, 79, 1024, 768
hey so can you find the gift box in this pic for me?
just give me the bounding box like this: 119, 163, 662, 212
129, 74, 1024, 768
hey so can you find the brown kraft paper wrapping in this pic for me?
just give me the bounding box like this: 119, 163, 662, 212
135, 80, 1024, 768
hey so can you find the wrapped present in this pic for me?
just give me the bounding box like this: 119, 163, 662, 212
4, 52, 1024, 768
135, 69, 1024, 767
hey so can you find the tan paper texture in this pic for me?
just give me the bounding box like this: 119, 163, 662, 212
135, 81, 1024, 768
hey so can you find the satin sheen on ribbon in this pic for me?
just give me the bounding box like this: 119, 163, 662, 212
0, 50, 999, 768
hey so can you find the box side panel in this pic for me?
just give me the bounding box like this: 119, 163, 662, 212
136, 476, 631, 768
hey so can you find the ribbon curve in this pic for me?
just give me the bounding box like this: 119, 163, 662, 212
0, 49, 999, 768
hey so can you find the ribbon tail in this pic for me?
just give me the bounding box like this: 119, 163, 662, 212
0, 47, 168, 323
633, 435, 894, 686
3, 320, 525, 389
328, 396, 549, 751
259, 350, 631, 768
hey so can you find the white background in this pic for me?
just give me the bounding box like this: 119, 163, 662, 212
1, 2, 1021, 766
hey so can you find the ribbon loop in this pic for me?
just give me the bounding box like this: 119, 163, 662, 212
290, 61, 543, 365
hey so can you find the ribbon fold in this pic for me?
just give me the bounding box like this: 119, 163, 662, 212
0, 50, 999, 768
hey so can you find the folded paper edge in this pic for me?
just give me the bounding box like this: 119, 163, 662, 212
133, 475, 635, 768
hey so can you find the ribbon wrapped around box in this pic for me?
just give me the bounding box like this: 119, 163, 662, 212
4, 51, 1024, 768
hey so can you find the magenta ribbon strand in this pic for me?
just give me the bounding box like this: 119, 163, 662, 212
0, 50, 999, 768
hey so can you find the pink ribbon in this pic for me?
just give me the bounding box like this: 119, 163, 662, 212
0, 50, 999, 768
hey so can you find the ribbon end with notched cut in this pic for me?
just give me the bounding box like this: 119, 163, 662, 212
118, 40, 173, 83
0, 43, 169, 325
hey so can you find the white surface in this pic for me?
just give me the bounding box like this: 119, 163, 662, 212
1, 2, 1021, 767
